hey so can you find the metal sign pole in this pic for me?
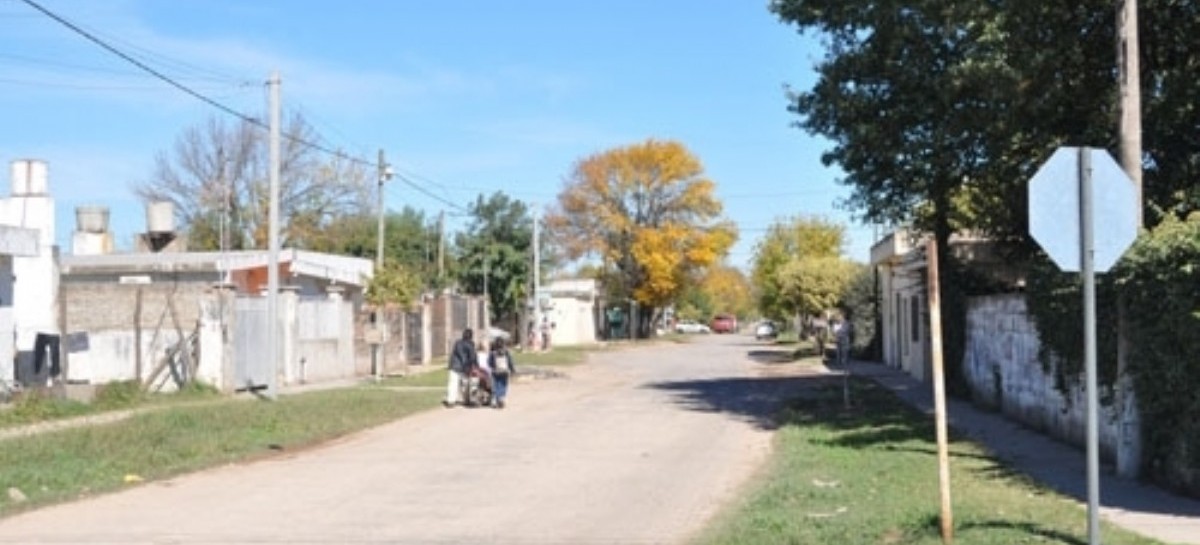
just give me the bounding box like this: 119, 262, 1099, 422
1079, 147, 1101, 544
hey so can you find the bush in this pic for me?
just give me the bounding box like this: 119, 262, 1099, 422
1028, 214, 1200, 496
1116, 215, 1200, 494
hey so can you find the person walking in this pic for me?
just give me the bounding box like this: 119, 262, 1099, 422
444, 328, 478, 407
488, 337, 517, 409
835, 313, 854, 367
474, 339, 493, 400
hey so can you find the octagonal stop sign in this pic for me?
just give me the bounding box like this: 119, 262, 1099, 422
1028, 147, 1139, 272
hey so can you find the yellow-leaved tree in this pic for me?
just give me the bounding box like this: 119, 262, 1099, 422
546, 139, 735, 337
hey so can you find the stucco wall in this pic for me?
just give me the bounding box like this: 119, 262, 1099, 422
963, 294, 1122, 462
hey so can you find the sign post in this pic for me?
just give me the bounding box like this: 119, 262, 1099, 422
1029, 147, 1138, 545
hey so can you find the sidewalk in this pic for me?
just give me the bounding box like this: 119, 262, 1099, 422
848, 360, 1200, 545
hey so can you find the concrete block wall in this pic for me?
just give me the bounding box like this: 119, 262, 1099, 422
963, 294, 1122, 463
61, 278, 213, 385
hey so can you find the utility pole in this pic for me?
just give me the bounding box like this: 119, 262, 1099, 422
1115, 0, 1142, 484
437, 210, 445, 283
372, 149, 392, 383
927, 240, 954, 544
376, 149, 392, 270
532, 204, 540, 305
265, 71, 281, 400
1117, 0, 1142, 226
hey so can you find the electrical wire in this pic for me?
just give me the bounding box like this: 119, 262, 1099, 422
20, 0, 485, 217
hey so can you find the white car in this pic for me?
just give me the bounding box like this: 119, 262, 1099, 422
754, 321, 778, 340
674, 320, 711, 334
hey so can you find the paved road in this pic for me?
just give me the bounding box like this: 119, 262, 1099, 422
0, 335, 787, 545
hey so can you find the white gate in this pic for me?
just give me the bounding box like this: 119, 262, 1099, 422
233, 297, 271, 391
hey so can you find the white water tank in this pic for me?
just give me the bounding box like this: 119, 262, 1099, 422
146, 201, 175, 234
75, 205, 109, 234
10, 159, 48, 196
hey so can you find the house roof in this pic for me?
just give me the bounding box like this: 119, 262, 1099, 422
60, 249, 374, 286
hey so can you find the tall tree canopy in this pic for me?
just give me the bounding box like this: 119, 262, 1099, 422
134, 114, 370, 250
772, 0, 1200, 250
546, 139, 735, 333
306, 206, 445, 291
751, 215, 846, 320
454, 192, 533, 329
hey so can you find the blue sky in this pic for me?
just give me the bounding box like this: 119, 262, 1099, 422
0, 0, 878, 271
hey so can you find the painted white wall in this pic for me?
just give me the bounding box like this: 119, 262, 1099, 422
0, 164, 60, 386
542, 279, 598, 347
963, 294, 1125, 463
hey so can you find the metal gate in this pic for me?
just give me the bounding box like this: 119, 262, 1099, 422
405, 310, 423, 364
233, 297, 271, 391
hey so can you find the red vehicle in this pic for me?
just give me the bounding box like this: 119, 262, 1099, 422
710, 314, 737, 334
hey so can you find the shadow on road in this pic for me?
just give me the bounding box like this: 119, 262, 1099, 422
644, 374, 823, 430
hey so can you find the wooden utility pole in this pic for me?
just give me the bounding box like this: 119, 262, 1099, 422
926, 239, 953, 544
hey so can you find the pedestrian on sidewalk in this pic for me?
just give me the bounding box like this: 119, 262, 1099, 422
835, 311, 854, 367
444, 328, 478, 407
488, 337, 517, 409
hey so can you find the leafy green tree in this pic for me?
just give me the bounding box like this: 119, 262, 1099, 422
307, 207, 444, 291
454, 192, 533, 332
365, 264, 422, 307
751, 216, 845, 320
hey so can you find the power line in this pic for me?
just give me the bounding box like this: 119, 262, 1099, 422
20, 0, 476, 215
20, 0, 262, 125
20, 0, 374, 169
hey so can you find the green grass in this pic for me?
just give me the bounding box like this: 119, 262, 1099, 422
695, 379, 1161, 545
0, 381, 224, 430
0, 387, 442, 517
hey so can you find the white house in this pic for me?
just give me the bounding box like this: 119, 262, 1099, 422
0, 160, 59, 386
538, 278, 599, 346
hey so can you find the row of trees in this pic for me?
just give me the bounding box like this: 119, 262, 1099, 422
136, 120, 759, 336
751, 216, 862, 335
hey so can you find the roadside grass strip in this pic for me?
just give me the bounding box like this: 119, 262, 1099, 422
0, 387, 442, 517
696, 379, 1161, 545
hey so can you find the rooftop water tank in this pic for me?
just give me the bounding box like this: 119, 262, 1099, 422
75, 205, 110, 234
146, 201, 175, 234
10, 159, 48, 196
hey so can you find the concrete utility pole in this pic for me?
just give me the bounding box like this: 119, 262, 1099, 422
1117, 0, 1142, 226
531, 204, 541, 328
266, 71, 281, 400
437, 211, 445, 282
376, 149, 392, 270
372, 149, 392, 383
1115, 0, 1143, 484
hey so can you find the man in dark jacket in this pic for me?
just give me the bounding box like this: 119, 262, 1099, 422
444, 328, 478, 407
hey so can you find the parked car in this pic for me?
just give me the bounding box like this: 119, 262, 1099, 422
754, 321, 778, 340
710, 314, 737, 334
675, 320, 711, 334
